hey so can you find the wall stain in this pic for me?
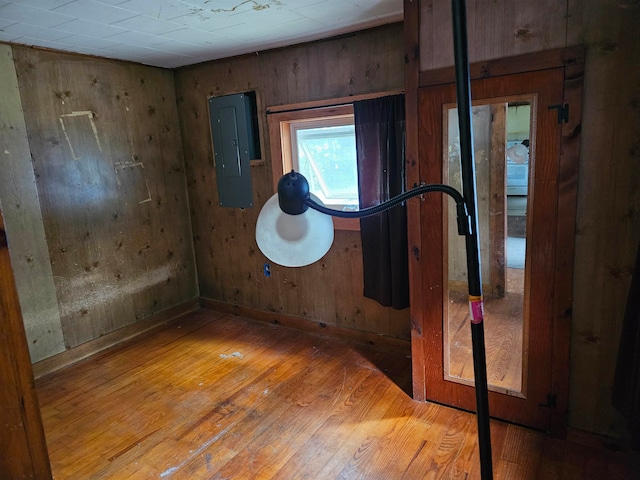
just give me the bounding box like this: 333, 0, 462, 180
514, 27, 534, 41
54, 90, 72, 102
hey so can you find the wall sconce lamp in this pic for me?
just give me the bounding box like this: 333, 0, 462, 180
255, 1, 493, 479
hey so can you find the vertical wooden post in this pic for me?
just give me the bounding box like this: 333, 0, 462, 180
403, 0, 427, 402
0, 209, 52, 479
489, 104, 507, 298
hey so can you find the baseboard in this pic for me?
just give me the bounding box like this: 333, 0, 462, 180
566, 427, 638, 454
32, 298, 200, 379
200, 297, 411, 356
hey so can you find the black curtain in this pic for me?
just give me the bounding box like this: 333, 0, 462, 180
612, 237, 640, 450
354, 94, 409, 310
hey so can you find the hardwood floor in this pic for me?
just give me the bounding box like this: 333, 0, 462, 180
36, 309, 638, 479
447, 268, 526, 394
447, 289, 524, 393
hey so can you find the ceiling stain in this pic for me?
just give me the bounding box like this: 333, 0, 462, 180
211, 0, 283, 14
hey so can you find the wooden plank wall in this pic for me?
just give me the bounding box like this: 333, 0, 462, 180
9, 46, 198, 352
0, 44, 65, 363
566, 0, 640, 439
419, 0, 568, 71
419, 0, 640, 438
175, 23, 411, 342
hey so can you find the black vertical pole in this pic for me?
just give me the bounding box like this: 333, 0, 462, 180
451, 1, 493, 479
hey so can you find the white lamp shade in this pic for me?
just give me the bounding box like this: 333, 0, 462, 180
255, 193, 334, 267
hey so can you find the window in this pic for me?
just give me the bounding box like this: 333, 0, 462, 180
267, 93, 403, 230
290, 115, 358, 210
268, 104, 359, 230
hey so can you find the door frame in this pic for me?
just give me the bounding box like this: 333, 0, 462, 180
0, 210, 52, 479
405, 45, 584, 436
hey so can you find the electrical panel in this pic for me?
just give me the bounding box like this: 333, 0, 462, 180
208, 92, 259, 208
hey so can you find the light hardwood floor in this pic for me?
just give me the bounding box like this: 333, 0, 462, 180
447, 287, 524, 393
447, 267, 526, 393
36, 309, 638, 479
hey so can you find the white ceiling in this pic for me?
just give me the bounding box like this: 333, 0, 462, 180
0, 0, 403, 68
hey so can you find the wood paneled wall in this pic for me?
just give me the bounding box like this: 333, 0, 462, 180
0, 44, 65, 363
419, 0, 568, 71
7, 46, 198, 354
418, 0, 640, 439
175, 23, 411, 341
567, 0, 640, 440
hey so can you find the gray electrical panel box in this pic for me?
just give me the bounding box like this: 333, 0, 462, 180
208, 92, 258, 208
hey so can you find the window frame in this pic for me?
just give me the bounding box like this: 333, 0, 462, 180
267, 104, 360, 231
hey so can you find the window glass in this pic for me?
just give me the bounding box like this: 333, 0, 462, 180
267, 103, 360, 231
291, 119, 358, 210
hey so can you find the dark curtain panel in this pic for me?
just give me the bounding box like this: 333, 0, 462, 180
612, 238, 640, 450
354, 94, 409, 309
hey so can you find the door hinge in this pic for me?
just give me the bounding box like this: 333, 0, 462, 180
539, 392, 557, 409
548, 104, 569, 124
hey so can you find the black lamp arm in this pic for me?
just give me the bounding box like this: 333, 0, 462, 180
304, 184, 472, 236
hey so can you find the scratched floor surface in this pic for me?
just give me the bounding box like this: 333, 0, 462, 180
36, 309, 639, 479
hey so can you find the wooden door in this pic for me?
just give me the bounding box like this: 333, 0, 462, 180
413, 68, 570, 430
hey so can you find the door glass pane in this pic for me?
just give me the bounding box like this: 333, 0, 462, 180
444, 97, 534, 397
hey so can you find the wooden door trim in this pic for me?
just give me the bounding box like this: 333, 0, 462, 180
410, 62, 581, 436
550, 59, 584, 437
403, 0, 426, 400
419, 46, 585, 88
419, 72, 558, 429
409, 46, 584, 434
0, 211, 52, 479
